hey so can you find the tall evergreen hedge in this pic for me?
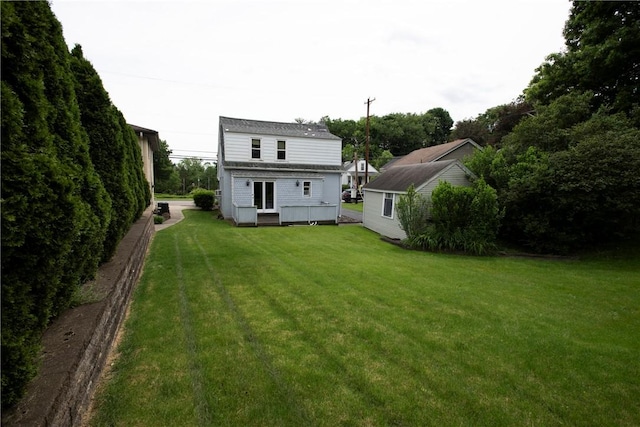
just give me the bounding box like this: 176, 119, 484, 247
69, 45, 149, 260
1, 2, 149, 408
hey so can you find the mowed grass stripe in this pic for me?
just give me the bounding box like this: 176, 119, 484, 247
173, 233, 212, 426
192, 234, 313, 424
91, 211, 640, 426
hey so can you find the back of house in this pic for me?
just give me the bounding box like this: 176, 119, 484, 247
217, 116, 343, 225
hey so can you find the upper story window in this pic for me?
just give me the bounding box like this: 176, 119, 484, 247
383, 192, 394, 218
251, 138, 261, 159
359, 162, 364, 171
277, 140, 286, 160
303, 181, 311, 197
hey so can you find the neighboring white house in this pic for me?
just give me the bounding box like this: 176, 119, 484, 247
217, 116, 344, 225
341, 159, 379, 188
129, 124, 159, 205
362, 160, 475, 239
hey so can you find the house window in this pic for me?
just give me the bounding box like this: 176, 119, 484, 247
383, 193, 394, 218
277, 140, 286, 160
303, 181, 311, 197
359, 162, 364, 171
251, 138, 261, 159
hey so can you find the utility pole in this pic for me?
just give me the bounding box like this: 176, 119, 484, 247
364, 97, 375, 185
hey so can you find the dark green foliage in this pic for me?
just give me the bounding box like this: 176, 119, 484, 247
324, 109, 453, 160
1, 1, 111, 408
465, 112, 640, 253
413, 180, 501, 255
120, 112, 151, 215
153, 139, 178, 193
498, 123, 640, 253
192, 189, 215, 210
1, 2, 149, 408
69, 45, 149, 260
458, 1, 640, 254
395, 185, 429, 243
452, 99, 535, 148
503, 91, 594, 153
527, 1, 640, 115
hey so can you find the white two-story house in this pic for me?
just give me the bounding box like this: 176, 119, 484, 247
217, 116, 343, 225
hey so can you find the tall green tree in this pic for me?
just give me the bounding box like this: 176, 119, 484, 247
153, 139, 175, 186
452, 99, 533, 147
176, 157, 206, 193
70, 44, 147, 261
1, 1, 110, 407
325, 109, 453, 159
526, 1, 640, 115
425, 107, 453, 145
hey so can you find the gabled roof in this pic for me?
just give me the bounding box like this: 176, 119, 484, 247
364, 160, 471, 192
220, 116, 342, 140
390, 138, 480, 167
343, 160, 379, 174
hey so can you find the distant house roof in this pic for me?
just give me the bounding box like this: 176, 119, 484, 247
380, 156, 405, 171
220, 116, 342, 141
390, 138, 480, 167
364, 160, 470, 192
129, 124, 159, 151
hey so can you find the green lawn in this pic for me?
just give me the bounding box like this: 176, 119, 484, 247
154, 193, 193, 200
341, 201, 363, 212
91, 210, 640, 426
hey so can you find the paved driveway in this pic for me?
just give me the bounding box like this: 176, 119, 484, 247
154, 200, 196, 231
340, 205, 362, 222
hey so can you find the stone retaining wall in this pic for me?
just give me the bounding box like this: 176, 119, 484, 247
3, 207, 155, 426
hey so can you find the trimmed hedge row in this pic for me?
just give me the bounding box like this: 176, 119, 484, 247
1, 2, 150, 408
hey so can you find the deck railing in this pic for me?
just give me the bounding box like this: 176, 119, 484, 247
232, 203, 257, 226
280, 203, 339, 225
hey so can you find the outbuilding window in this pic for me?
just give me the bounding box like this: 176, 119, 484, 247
383, 193, 394, 218
303, 181, 311, 197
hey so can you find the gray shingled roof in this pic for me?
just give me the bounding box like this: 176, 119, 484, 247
220, 116, 342, 140
364, 160, 457, 192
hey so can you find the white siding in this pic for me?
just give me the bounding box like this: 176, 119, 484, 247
224, 132, 341, 165
416, 164, 473, 197
363, 163, 473, 240
363, 190, 406, 240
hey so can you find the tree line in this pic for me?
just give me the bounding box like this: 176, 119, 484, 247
462, 1, 640, 254
153, 141, 218, 194
1, 2, 150, 408
327, 2, 639, 255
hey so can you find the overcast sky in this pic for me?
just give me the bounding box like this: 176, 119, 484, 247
50, 0, 571, 161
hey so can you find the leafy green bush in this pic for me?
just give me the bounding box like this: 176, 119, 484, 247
154, 215, 165, 224
396, 184, 429, 243
192, 189, 215, 210
414, 179, 502, 255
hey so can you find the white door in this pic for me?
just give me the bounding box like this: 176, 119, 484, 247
253, 181, 276, 213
